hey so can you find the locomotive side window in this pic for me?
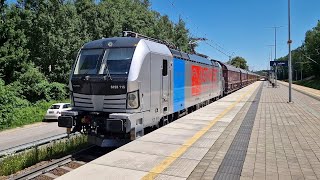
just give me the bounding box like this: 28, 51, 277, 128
162, 59, 168, 76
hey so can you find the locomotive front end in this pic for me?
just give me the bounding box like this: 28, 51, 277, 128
58, 37, 144, 146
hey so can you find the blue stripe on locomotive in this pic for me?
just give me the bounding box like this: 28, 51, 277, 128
173, 58, 185, 112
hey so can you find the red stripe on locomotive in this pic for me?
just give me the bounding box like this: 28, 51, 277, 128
192, 65, 217, 96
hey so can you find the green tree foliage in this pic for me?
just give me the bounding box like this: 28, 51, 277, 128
174, 18, 190, 52
74, 0, 99, 40
277, 47, 314, 81
304, 21, 320, 77
0, 0, 5, 12
277, 21, 320, 80
9, 62, 67, 102
154, 15, 174, 42
230, 56, 248, 70
2, 0, 192, 84
0, 3, 30, 83
0, 0, 193, 129
22, 0, 84, 83
0, 78, 29, 129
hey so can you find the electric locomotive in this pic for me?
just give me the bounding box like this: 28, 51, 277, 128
58, 31, 224, 146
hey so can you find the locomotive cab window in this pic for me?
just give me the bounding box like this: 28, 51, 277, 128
73, 48, 135, 76
101, 48, 135, 75
74, 49, 104, 75
162, 59, 168, 76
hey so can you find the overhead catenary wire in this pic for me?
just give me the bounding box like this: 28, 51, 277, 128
207, 39, 234, 56
204, 41, 230, 58
167, 0, 235, 59
302, 53, 319, 65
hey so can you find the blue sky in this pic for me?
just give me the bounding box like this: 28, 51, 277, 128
150, 0, 320, 71
5, 0, 320, 70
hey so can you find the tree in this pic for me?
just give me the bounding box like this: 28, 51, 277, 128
137, 0, 151, 8
153, 15, 174, 43
277, 20, 320, 79
0, 0, 5, 12
173, 17, 190, 52
75, 0, 100, 40
230, 56, 248, 70
0, 0, 194, 129
22, 0, 84, 83
304, 21, 320, 77
0, 2, 30, 84
1, 0, 192, 84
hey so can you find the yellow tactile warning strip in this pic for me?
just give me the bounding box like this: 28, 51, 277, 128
142, 83, 260, 180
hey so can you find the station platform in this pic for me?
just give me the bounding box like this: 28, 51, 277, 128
57, 81, 320, 180
278, 81, 320, 100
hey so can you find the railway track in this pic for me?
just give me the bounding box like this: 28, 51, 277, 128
10, 146, 114, 180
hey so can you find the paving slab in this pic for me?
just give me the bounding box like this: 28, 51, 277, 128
137, 132, 192, 145
57, 163, 146, 180
278, 81, 320, 100
180, 147, 210, 161
155, 174, 186, 180
91, 150, 164, 172
162, 158, 200, 178
118, 140, 182, 157
57, 82, 260, 180
240, 81, 320, 180
164, 122, 209, 131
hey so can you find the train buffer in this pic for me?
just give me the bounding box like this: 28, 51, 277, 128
57, 81, 320, 180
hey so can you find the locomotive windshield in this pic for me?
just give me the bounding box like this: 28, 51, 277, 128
102, 48, 135, 75
73, 48, 135, 76
74, 49, 104, 75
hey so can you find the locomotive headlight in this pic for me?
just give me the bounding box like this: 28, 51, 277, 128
127, 90, 139, 109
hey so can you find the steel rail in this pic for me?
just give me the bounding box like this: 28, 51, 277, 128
11, 145, 95, 180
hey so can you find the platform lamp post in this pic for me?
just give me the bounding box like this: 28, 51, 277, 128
268, 26, 282, 86
267, 45, 275, 85
288, 0, 293, 102
274, 26, 283, 87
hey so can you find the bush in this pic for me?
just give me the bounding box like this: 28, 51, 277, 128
0, 99, 69, 131
295, 79, 320, 90
14, 63, 47, 102
0, 79, 29, 130
0, 77, 69, 130
47, 82, 68, 100
0, 63, 68, 130
35, 81, 68, 102
9, 63, 67, 103
0, 79, 29, 108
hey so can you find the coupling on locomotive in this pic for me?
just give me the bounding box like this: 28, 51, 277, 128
58, 31, 259, 147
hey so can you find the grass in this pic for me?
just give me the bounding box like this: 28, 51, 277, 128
294, 79, 320, 90
0, 99, 69, 131
0, 134, 88, 176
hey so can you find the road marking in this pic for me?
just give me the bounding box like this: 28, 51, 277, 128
142, 83, 260, 180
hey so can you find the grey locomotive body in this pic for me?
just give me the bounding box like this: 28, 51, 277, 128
58, 32, 224, 146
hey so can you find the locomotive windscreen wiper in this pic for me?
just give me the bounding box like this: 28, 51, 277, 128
104, 63, 113, 81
